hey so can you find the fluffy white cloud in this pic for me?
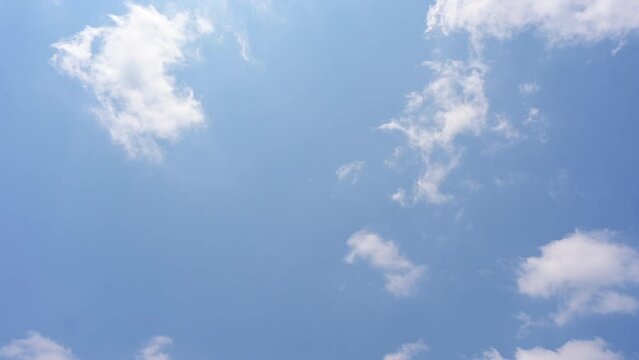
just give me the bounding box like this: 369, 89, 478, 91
383, 340, 428, 360
0, 332, 75, 360
336, 161, 365, 184
481, 339, 623, 360
426, 0, 639, 44
51, 4, 213, 161
517, 230, 639, 325
138, 336, 173, 360
381, 60, 487, 204
345, 230, 426, 297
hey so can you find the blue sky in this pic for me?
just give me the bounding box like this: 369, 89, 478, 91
1, 1, 639, 359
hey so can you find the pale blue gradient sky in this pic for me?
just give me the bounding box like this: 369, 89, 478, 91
1, 1, 639, 359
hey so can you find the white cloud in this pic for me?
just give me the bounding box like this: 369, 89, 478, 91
51, 3, 213, 161
426, 0, 639, 44
383, 340, 428, 360
336, 161, 365, 184
138, 336, 173, 360
517, 229, 639, 325
0, 332, 76, 360
345, 230, 426, 297
482, 339, 623, 360
381, 60, 487, 204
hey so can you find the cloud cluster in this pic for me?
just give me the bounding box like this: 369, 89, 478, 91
51, 4, 213, 161
387, 0, 639, 205
427, 0, 639, 44
0, 333, 173, 360
481, 338, 623, 360
517, 230, 639, 325
345, 230, 426, 297
383, 340, 428, 360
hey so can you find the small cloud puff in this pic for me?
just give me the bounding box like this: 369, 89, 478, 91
518, 82, 540, 96
345, 230, 426, 297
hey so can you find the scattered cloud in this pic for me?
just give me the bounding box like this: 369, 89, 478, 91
345, 230, 426, 297
387, 0, 639, 205
383, 340, 428, 360
479, 339, 623, 360
517, 229, 639, 325
427, 0, 639, 44
0, 333, 174, 360
336, 161, 365, 184
0, 332, 76, 360
51, 3, 213, 161
381, 60, 488, 204
491, 115, 523, 141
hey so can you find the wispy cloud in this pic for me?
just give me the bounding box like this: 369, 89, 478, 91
336, 161, 365, 184
51, 4, 213, 161
345, 230, 426, 297
517, 229, 639, 325
381, 60, 487, 204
